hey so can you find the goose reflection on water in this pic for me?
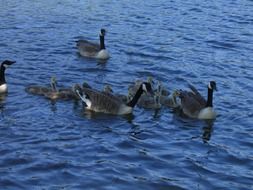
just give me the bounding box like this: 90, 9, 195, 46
172, 111, 215, 143
202, 120, 214, 143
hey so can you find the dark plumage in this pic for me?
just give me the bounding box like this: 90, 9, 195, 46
178, 81, 217, 119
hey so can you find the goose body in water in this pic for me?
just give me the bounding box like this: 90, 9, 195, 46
178, 81, 217, 119
74, 82, 153, 115
160, 90, 181, 108
26, 77, 78, 100
137, 91, 162, 109
76, 29, 110, 60
0, 60, 15, 94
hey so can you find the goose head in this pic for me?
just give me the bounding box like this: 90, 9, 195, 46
103, 85, 113, 93
82, 81, 92, 89
100, 29, 106, 36
208, 81, 217, 91
1, 60, 16, 69
0, 60, 16, 94
50, 76, 58, 92
142, 82, 154, 96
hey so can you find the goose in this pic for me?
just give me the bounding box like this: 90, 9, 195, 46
137, 91, 162, 109
25, 77, 58, 96
76, 29, 110, 60
160, 90, 181, 108
25, 77, 56, 96
74, 82, 153, 115
103, 85, 113, 94
0, 60, 15, 94
26, 77, 78, 100
157, 81, 170, 96
128, 77, 154, 97
178, 81, 217, 119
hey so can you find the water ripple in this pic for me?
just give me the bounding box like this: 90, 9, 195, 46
0, 0, 253, 189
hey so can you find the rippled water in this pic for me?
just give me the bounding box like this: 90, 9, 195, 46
1, 0, 253, 189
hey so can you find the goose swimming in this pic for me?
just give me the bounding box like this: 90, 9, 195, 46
160, 90, 181, 108
76, 29, 110, 60
178, 81, 217, 119
0, 60, 15, 94
74, 82, 153, 115
26, 77, 78, 100
137, 91, 162, 109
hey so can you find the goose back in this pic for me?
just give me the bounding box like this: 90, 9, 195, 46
76, 40, 100, 57
180, 90, 205, 118
188, 84, 206, 106
82, 87, 127, 114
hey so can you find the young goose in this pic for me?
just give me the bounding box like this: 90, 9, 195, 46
76, 29, 110, 60
103, 84, 130, 103
103, 85, 113, 94
137, 91, 162, 109
160, 90, 181, 108
26, 77, 78, 100
178, 81, 217, 119
43, 77, 78, 100
25, 77, 57, 96
74, 82, 153, 115
0, 60, 15, 94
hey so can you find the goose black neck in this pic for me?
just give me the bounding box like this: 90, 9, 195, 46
99, 35, 105, 50
126, 86, 143, 108
206, 88, 213, 107
0, 65, 6, 85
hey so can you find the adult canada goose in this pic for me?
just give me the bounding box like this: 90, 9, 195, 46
178, 81, 217, 119
0, 60, 15, 94
76, 29, 110, 60
74, 82, 153, 115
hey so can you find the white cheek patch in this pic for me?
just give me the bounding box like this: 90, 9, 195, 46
142, 84, 147, 93
208, 83, 212, 89
3, 64, 9, 68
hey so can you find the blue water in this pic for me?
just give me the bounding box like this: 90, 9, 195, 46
1, 0, 253, 189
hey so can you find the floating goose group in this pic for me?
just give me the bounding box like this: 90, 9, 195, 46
1, 28, 218, 120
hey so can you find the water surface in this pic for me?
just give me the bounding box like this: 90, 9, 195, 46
0, 0, 253, 189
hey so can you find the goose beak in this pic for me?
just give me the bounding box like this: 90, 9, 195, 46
9, 61, 16, 65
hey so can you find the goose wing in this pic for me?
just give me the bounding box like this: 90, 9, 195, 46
188, 84, 206, 106
82, 87, 123, 114
76, 40, 100, 54
180, 90, 205, 117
